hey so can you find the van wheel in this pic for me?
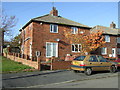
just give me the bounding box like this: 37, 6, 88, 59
110, 66, 116, 73
85, 68, 92, 76
73, 70, 79, 73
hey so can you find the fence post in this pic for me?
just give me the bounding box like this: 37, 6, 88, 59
50, 56, 55, 70
37, 57, 41, 70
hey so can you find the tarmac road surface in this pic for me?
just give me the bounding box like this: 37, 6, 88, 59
2, 70, 119, 88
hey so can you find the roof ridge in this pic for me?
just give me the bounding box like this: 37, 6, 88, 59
61, 16, 90, 28
96, 25, 118, 30
32, 14, 49, 20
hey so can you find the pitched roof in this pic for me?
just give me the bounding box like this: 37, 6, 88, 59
90, 25, 120, 35
21, 14, 91, 30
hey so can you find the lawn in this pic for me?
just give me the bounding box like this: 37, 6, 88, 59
1, 56, 34, 73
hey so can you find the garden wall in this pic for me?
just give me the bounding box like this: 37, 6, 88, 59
3, 53, 39, 69
52, 61, 72, 70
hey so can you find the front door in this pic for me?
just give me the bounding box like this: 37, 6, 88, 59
112, 48, 116, 57
46, 42, 58, 57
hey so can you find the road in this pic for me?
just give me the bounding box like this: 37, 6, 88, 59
37, 75, 118, 88
2, 70, 119, 88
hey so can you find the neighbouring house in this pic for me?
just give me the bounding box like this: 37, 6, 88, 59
91, 22, 120, 59
19, 7, 91, 62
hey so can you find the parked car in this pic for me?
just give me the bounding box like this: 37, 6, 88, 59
110, 58, 120, 69
71, 55, 117, 75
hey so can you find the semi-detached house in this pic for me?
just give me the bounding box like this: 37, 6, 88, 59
91, 22, 120, 59
19, 7, 91, 62
20, 7, 120, 62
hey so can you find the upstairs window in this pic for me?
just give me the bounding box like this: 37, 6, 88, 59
101, 47, 107, 55
117, 37, 120, 43
105, 35, 110, 42
50, 24, 58, 33
72, 44, 81, 52
71, 27, 78, 34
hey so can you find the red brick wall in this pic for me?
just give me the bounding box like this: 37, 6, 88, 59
31, 22, 90, 61
52, 61, 72, 70
20, 23, 33, 56
4, 53, 39, 69
93, 35, 118, 58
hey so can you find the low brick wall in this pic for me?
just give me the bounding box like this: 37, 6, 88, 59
3, 53, 39, 69
52, 61, 72, 70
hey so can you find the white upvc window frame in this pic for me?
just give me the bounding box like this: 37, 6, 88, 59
117, 37, 120, 43
50, 24, 58, 33
71, 44, 81, 52
46, 42, 58, 57
105, 35, 110, 42
71, 27, 78, 34
101, 47, 107, 55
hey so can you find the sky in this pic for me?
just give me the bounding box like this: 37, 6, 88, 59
2, 2, 118, 41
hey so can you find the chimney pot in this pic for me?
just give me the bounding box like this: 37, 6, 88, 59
110, 22, 116, 29
50, 7, 58, 16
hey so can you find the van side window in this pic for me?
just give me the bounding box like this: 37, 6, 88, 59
89, 56, 98, 62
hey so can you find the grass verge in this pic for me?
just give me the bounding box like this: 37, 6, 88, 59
1, 56, 36, 73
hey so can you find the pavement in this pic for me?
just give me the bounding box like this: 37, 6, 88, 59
2, 70, 69, 80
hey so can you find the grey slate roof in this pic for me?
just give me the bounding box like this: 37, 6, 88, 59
91, 25, 120, 35
21, 14, 91, 30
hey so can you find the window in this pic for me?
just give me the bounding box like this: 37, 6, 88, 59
105, 35, 110, 42
97, 55, 107, 62
72, 44, 81, 52
117, 37, 120, 43
118, 48, 120, 54
89, 56, 98, 62
74, 56, 86, 61
50, 24, 58, 33
46, 42, 58, 57
101, 47, 107, 55
71, 27, 78, 34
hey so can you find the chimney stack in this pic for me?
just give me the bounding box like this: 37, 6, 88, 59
50, 7, 58, 16
110, 22, 116, 29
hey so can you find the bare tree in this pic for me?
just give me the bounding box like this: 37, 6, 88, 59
0, 10, 17, 35
0, 10, 17, 55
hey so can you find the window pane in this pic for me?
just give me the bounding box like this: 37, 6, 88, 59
54, 25, 57, 32
101, 47, 106, 54
89, 56, 98, 62
74, 56, 86, 61
118, 48, 120, 54
105, 35, 110, 42
53, 43, 57, 57
46, 43, 52, 56
97, 55, 107, 62
72, 45, 74, 52
78, 44, 81, 52
117, 37, 120, 43
75, 44, 78, 51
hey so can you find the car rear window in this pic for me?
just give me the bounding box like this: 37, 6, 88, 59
74, 56, 86, 61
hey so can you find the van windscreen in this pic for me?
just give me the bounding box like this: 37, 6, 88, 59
74, 56, 86, 61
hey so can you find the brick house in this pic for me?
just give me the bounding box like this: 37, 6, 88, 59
91, 22, 120, 59
19, 7, 91, 62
